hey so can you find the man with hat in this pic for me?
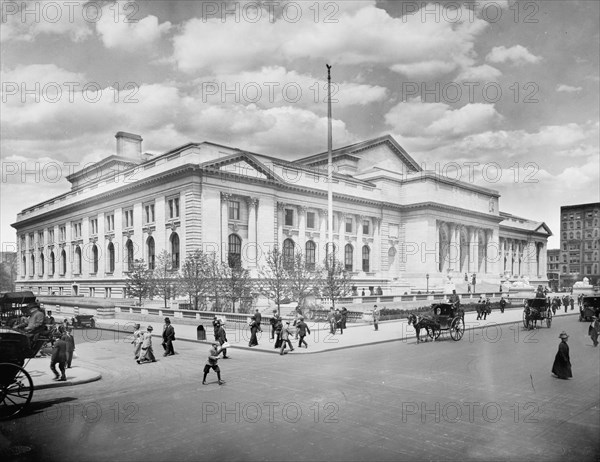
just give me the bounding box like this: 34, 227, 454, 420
137, 326, 157, 364
216, 321, 230, 359
203, 343, 225, 385
15, 302, 45, 334
296, 316, 310, 348
162, 317, 176, 356
254, 309, 262, 332
279, 321, 294, 355
373, 305, 380, 331
212, 315, 220, 341
50, 332, 68, 381
589, 316, 599, 347
551, 331, 572, 379
269, 310, 278, 340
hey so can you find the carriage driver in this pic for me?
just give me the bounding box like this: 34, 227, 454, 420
14, 302, 46, 334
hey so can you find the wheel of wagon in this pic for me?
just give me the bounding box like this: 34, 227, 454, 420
450, 317, 464, 341
0, 363, 33, 421
522, 311, 529, 329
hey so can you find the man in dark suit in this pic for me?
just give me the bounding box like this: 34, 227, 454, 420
51, 335, 68, 381
216, 323, 230, 359
254, 309, 262, 332
63, 327, 75, 368
212, 316, 220, 341
162, 317, 176, 356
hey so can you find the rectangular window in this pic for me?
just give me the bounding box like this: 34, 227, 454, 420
37, 231, 44, 245
144, 204, 155, 224
306, 212, 315, 229
229, 201, 240, 220
48, 229, 54, 244
124, 209, 134, 228
59, 226, 66, 242
168, 197, 180, 219
106, 214, 115, 232
345, 217, 353, 234
362, 220, 370, 235
29, 233, 34, 246
285, 209, 294, 227
90, 218, 98, 235
72, 223, 82, 238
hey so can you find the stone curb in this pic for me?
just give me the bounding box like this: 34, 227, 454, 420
31, 371, 102, 390
95, 311, 580, 355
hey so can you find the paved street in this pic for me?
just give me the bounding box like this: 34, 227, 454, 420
1, 315, 598, 462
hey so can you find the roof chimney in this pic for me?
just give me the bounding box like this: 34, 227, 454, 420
115, 131, 143, 159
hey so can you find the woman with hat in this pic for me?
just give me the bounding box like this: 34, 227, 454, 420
551, 331, 572, 379
131, 323, 143, 360
137, 326, 157, 364
248, 315, 259, 347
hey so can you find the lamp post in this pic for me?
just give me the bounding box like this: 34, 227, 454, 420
426, 273, 429, 294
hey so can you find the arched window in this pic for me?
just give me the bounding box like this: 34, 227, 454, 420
171, 233, 180, 269
345, 244, 353, 271
49, 251, 55, 276
362, 245, 370, 272
305, 241, 316, 270
126, 239, 134, 272
92, 244, 99, 273
576, 231, 581, 239
147, 237, 155, 270
283, 238, 295, 270
228, 234, 242, 268
30, 254, 35, 277
107, 242, 115, 273
75, 246, 82, 274
60, 250, 67, 275
569, 232, 573, 239
39, 253, 44, 276
562, 232, 566, 239
562, 265, 567, 273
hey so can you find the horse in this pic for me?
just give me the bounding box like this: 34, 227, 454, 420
407, 313, 437, 343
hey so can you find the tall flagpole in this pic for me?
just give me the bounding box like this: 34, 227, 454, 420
326, 64, 333, 264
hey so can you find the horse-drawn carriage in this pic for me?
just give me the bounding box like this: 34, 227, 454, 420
579, 296, 600, 322
523, 297, 552, 330
408, 302, 465, 343
0, 292, 56, 419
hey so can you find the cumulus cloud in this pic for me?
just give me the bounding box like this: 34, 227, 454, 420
485, 45, 542, 65
556, 84, 582, 93
96, 3, 171, 51
384, 99, 502, 141
0, 0, 93, 42
173, 2, 491, 79
456, 64, 502, 81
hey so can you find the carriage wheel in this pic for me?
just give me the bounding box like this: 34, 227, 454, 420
426, 326, 441, 340
546, 310, 552, 328
450, 318, 464, 341
0, 363, 33, 420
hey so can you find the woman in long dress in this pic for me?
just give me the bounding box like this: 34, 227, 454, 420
132, 323, 143, 360
248, 316, 259, 347
552, 331, 572, 379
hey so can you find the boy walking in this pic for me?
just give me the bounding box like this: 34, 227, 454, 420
203, 343, 225, 385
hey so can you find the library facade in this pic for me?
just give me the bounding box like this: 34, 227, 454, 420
12, 132, 551, 297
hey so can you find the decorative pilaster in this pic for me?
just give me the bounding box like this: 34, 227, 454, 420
221, 192, 231, 261
246, 198, 258, 267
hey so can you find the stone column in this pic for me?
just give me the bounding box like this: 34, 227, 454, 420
448, 223, 458, 273
318, 209, 327, 259
220, 192, 231, 261
277, 202, 285, 248
373, 217, 382, 273
298, 206, 307, 251
470, 227, 479, 274
246, 198, 258, 267
355, 214, 364, 271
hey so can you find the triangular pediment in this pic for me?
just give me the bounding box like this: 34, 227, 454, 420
201, 153, 283, 183
296, 135, 421, 177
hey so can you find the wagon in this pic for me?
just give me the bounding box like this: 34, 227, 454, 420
579, 296, 600, 322
0, 292, 55, 420
72, 314, 95, 328
408, 302, 465, 342
523, 297, 552, 329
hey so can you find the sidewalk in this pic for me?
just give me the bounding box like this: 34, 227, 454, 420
24, 357, 101, 390
96, 306, 582, 355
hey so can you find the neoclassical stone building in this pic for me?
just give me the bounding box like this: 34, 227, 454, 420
12, 132, 551, 297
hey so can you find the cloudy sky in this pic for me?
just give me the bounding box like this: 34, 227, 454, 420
1, 0, 599, 251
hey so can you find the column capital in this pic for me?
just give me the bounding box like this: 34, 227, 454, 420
298, 205, 308, 215
277, 201, 286, 211
220, 192, 232, 201
246, 197, 259, 210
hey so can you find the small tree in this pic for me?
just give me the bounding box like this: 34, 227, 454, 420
321, 255, 353, 308
179, 250, 210, 310
125, 259, 152, 306
222, 263, 253, 313
205, 254, 225, 311
289, 251, 322, 310
259, 246, 293, 316
153, 250, 176, 309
